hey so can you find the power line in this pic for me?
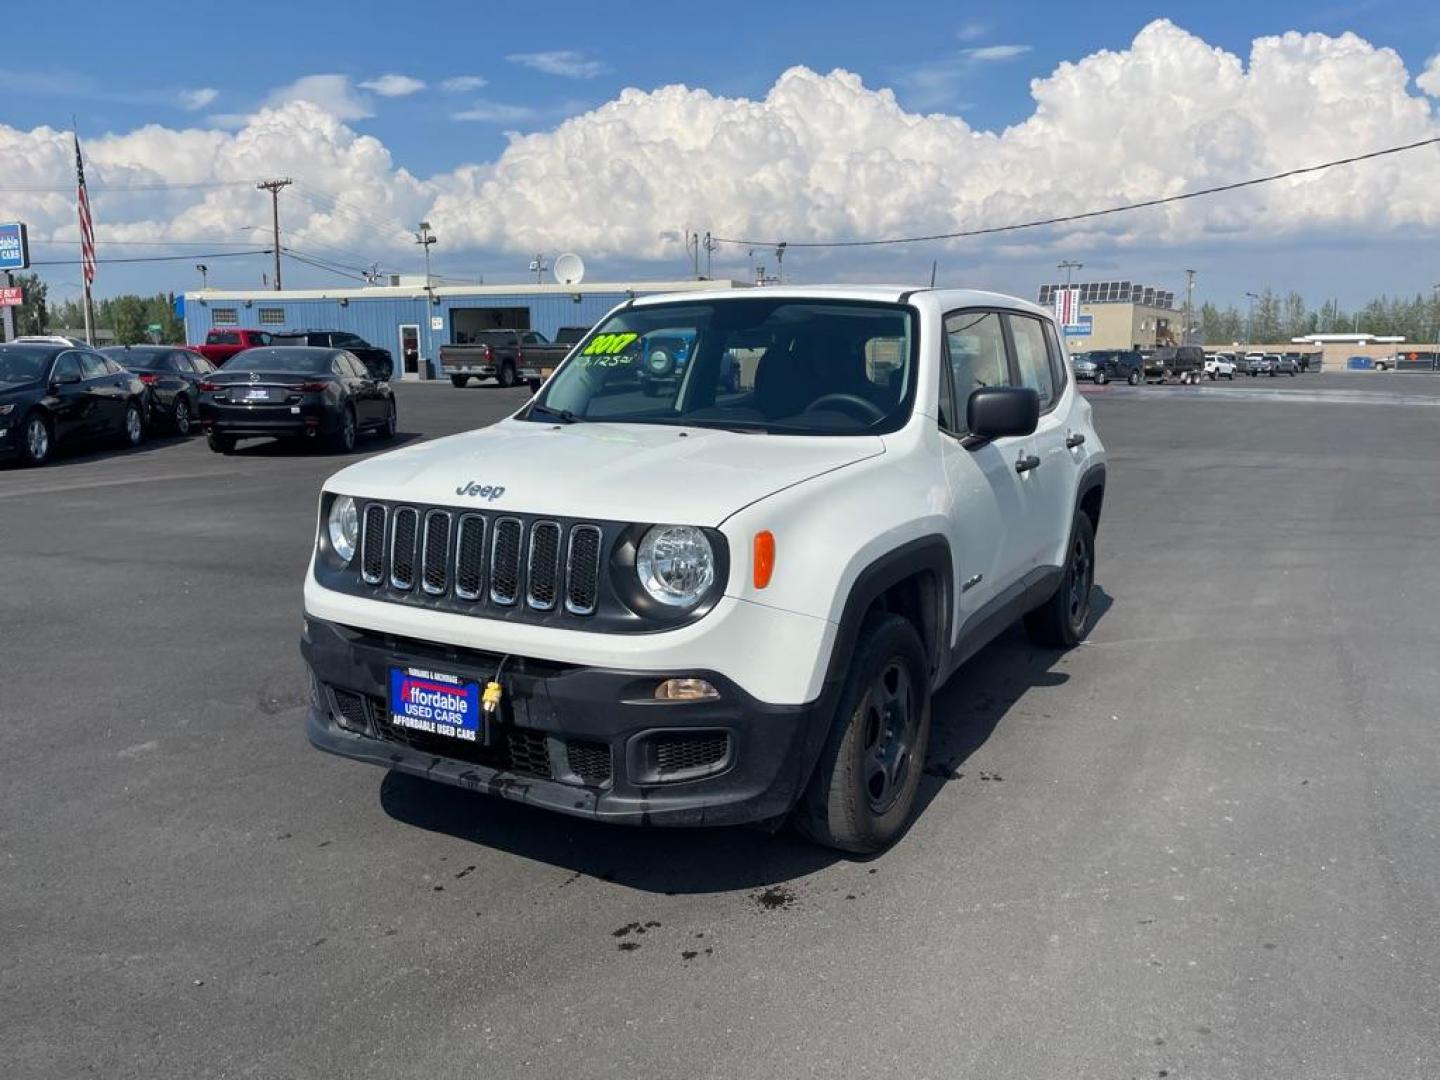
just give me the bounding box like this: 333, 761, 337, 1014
30, 248, 271, 267
0, 179, 253, 193
34, 237, 267, 248
711, 135, 1440, 250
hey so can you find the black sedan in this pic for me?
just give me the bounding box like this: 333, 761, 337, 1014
198, 346, 396, 454
0, 342, 149, 466
102, 345, 216, 436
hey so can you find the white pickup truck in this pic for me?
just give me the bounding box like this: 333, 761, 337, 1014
301, 286, 1107, 851
1204, 353, 1237, 380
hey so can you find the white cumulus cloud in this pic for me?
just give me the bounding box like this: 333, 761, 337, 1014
264, 74, 373, 120
1418, 54, 1440, 96
507, 50, 607, 79
359, 74, 426, 97
3, 20, 1438, 286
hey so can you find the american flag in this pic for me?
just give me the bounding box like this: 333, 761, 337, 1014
74, 133, 96, 285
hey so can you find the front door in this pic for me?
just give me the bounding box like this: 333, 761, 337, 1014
398, 324, 421, 381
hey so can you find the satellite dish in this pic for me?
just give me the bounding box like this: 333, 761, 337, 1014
553, 252, 586, 286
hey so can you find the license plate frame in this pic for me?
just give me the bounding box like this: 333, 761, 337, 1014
387, 665, 483, 744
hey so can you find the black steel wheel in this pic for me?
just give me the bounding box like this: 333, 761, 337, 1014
795, 613, 931, 853
1024, 509, 1096, 648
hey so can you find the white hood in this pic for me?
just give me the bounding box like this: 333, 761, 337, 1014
324, 419, 885, 525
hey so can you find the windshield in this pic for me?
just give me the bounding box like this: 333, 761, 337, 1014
224, 349, 334, 374
0, 345, 56, 383
529, 298, 916, 435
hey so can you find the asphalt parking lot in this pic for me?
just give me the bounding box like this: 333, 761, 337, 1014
3, 372, 1439, 1079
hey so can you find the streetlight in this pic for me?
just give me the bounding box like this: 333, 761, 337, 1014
196, 263, 208, 289
1245, 291, 1260, 347
1057, 259, 1083, 289
415, 222, 437, 289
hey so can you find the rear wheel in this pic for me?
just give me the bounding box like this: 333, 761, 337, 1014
1128, 371, 1140, 386
172, 395, 192, 435
1024, 510, 1095, 648
1097, 370, 1109, 385
497, 362, 517, 389
332, 405, 357, 452
450, 375, 468, 388
207, 432, 236, 454
18, 411, 52, 466
120, 401, 145, 447
795, 613, 931, 854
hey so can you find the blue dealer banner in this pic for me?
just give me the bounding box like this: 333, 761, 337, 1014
0, 223, 29, 271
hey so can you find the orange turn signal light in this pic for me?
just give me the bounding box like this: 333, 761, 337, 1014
753, 531, 776, 589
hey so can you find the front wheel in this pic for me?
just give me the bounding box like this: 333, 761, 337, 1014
207, 432, 236, 454
1024, 510, 1096, 648
795, 614, 931, 854
18, 411, 52, 466
378, 398, 397, 439
1128, 371, 1140, 386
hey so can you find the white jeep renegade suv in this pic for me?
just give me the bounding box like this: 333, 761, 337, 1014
302, 286, 1106, 852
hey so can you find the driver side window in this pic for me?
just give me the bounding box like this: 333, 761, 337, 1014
942, 311, 1011, 435
53, 352, 82, 383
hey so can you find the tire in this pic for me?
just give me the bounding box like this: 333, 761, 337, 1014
172, 395, 192, 436
378, 397, 397, 439
331, 405, 357, 452
497, 362, 517, 389
1227, 372, 1235, 380
450, 375, 468, 388
18, 411, 52, 467
1128, 371, 1140, 386
1097, 371, 1109, 385
120, 400, 145, 447
794, 613, 931, 854
207, 432, 236, 454
1023, 509, 1096, 649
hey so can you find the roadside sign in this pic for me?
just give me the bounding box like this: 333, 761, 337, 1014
430, 315, 444, 331
1053, 287, 1080, 328
147, 323, 162, 332
1063, 314, 1093, 337
0, 286, 22, 306
0, 222, 29, 270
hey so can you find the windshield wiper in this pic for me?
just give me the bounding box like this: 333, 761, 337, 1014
528, 402, 584, 424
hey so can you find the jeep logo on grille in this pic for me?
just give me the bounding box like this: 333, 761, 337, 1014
456, 481, 506, 501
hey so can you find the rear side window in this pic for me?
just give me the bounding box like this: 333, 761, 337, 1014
943, 310, 1011, 434
80, 353, 109, 379
210, 331, 239, 345
1041, 320, 1069, 394
53, 353, 82, 381
1008, 315, 1055, 412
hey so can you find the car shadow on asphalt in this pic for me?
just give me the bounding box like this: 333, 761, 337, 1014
223, 432, 425, 458
9, 430, 197, 470
378, 585, 1116, 894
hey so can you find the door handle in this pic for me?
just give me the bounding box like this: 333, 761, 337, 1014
1015, 454, 1041, 474
1065, 432, 1086, 449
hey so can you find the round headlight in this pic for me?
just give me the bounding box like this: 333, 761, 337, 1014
636, 525, 715, 607
328, 495, 359, 563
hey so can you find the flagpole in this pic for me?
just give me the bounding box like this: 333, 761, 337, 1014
74, 120, 96, 346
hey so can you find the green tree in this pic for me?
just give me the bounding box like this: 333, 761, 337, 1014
1251, 289, 1282, 343
1281, 292, 1309, 340
9, 272, 49, 335
109, 295, 149, 344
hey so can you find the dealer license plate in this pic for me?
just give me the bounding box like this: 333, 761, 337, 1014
388, 666, 481, 743
242, 387, 269, 401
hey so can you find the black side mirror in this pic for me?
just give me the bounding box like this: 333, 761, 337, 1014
966, 386, 1040, 442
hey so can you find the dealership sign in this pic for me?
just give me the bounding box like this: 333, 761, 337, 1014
1063, 315, 1093, 337
0, 286, 22, 307
0, 222, 29, 271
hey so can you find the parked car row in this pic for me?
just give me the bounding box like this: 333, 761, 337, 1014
1072, 346, 1314, 387
197, 328, 394, 380
0, 339, 397, 466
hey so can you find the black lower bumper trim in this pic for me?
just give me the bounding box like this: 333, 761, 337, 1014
300, 616, 836, 827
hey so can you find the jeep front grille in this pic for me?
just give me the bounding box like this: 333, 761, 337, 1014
350, 501, 607, 621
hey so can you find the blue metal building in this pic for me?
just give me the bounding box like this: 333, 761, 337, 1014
182, 279, 744, 380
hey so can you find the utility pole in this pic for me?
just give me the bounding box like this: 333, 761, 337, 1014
774, 242, 786, 284
1183, 269, 1196, 346
1432, 284, 1439, 372
415, 222, 437, 289
1244, 291, 1259, 347
529, 253, 548, 284
256, 178, 292, 290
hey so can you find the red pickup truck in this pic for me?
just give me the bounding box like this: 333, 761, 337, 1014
195, 328, 271, 366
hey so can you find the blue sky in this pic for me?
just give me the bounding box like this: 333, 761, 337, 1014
3, 0, 1439, 309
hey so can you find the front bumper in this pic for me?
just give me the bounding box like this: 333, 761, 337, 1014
301, 616, 834, 827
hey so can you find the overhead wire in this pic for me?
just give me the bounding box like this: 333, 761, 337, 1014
710, 135, 1440, 250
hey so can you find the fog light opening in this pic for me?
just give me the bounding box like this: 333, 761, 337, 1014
654, 678, 720, 701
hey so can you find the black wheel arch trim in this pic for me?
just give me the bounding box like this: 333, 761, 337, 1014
1076, 462, 1107, 532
